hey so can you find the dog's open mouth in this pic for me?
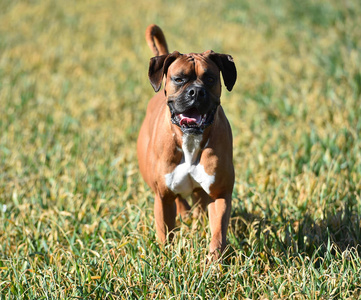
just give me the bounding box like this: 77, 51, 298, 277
178, 108, 206, 128
168, 104, 217, 134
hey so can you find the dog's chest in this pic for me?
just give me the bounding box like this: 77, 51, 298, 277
164, 135, 215, 198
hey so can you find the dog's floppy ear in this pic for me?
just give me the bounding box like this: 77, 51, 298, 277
148, 51, 181, 92
207, 51, 237, 92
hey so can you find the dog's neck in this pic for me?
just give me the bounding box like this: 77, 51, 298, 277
181, 134, 203, 165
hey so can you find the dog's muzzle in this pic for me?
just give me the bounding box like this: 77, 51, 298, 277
167, 101, 218, 135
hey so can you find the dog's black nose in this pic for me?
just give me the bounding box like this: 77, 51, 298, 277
188, 86, 206, 100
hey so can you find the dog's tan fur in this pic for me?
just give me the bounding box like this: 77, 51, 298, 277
137, 24, 237, 257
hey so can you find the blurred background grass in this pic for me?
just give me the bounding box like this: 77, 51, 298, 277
1, 0, 361, 298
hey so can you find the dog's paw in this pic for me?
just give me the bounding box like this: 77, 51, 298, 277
206, 248, 222, 263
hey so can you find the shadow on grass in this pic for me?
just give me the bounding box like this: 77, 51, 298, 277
228, 204, 361, 263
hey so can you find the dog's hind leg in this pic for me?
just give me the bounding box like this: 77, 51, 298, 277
191, 188, 211, 218
175, 196, 191, 219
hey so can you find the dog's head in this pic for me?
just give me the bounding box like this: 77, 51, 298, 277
148, 50, 237, 135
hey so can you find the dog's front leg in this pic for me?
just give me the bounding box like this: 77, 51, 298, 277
207, 194, 232, 258
154, 193, 177, 243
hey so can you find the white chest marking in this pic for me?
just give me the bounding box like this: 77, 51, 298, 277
165, 135, 215, 198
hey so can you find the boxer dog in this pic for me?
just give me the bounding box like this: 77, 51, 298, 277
137, 24, 237, 258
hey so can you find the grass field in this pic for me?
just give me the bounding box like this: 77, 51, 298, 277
1, 0, 361, 298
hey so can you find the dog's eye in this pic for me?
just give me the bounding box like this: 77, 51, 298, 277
206, 76, 215, 84
174, 77, 184, 83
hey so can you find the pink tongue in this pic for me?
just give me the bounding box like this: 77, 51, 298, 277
179, 112, 201, 126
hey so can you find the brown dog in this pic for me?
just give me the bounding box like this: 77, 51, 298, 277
137, 24, 237, 257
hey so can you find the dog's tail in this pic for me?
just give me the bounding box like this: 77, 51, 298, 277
145, 24, 169, 56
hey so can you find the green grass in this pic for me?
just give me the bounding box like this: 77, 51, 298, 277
1, 0, 361, 298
